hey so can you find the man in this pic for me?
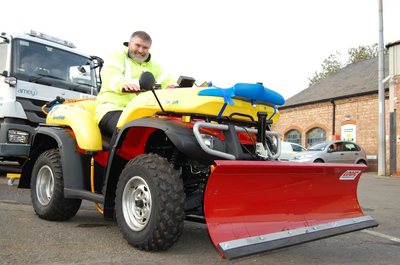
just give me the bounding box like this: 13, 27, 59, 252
94, 31, 177, 137
21, 53, 39, 73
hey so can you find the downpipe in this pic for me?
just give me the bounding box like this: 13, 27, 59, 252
330, 99, 335, 136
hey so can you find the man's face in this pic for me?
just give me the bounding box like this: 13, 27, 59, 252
128, 37, 151, 64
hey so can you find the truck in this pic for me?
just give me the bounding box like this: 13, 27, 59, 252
0, 30, 102, 164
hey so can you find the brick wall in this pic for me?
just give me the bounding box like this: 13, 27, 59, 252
272, 91, 400, 174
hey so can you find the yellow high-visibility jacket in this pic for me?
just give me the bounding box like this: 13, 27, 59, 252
94, 46, 177, 124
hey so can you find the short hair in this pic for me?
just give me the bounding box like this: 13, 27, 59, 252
130, 31, 152, 46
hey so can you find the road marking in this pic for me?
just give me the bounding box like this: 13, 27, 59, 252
362, 230, 400, 243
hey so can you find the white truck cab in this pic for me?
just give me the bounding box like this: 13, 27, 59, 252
0, 30, 102, 164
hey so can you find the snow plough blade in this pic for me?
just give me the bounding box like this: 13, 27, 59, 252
204, 161, 378, 260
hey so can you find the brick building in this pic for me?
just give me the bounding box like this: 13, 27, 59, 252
272, 41, 400, 174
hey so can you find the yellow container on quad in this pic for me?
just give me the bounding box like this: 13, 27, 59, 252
117, 87, 281, 128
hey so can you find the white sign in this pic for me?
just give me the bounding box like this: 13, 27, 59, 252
340, 170, 361, 180
341, 124, 356, 142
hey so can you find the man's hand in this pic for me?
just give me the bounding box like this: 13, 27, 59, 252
122, 84, 141, 94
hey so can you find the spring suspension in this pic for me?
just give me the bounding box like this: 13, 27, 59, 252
169, 148, 181, 168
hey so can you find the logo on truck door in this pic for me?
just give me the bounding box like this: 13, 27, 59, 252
17, 87, 38, 97
339, 170, 362, 180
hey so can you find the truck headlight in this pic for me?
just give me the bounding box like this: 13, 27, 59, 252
200, 134, 214, 149
8, 130, 29, 144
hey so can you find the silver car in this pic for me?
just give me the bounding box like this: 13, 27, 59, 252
289, 140, 368, 165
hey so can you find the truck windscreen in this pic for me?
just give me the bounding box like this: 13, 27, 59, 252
11, 39, 97, 95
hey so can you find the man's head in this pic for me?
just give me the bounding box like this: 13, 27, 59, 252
21, 54, 38, 72
128, 31, 152, 64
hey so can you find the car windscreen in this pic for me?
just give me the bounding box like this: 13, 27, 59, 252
11, 38, 97, 95
308, 142, 329, 151
291, 144, 305, 152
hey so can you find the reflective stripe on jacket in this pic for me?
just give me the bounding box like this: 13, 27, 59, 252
94, 46, 176, 124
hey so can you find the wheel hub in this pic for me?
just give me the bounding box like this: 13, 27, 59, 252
122, 176, 152, 231
135, 199, 144, 208
36, 165, 55, 206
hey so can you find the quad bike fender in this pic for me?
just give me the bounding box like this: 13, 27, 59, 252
103, 116, 216, 219
19, 126, 89, 192
46, 104, 102, 151
114, 117, 217, 165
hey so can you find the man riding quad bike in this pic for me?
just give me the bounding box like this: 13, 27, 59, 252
18, 72, 377, 260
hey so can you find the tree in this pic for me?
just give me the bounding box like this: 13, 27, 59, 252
308, 44, 382, 86
308, 51, 343, 86
347, 43, 379, 64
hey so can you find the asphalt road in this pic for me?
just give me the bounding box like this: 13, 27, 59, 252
0, 162, 399, 265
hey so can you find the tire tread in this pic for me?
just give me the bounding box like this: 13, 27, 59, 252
116, 153, 185, 251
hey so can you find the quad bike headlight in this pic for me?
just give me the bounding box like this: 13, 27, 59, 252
200, 134, 214, 149
8, 130, 29, 144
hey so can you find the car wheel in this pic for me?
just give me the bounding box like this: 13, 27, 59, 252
116, 153, 185, 251
31, 149, 82, 221
314, 159, 324, 163
357, 160, 367, 165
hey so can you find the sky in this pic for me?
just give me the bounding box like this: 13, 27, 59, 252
3, 0, 400, 100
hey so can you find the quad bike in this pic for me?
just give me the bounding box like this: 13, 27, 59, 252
19, 72, 377, 260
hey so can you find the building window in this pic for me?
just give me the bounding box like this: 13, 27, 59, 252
306, 127, 326, 148
285, 129, 302, 144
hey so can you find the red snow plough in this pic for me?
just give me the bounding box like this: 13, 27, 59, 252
19, 72, 377, 259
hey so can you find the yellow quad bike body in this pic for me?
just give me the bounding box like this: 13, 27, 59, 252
19, 73, 377, 260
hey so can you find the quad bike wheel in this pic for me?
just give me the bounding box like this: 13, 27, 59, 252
116, 153, 185, 251
31, 149, 82, 221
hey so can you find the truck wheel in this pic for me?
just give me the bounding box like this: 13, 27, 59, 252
31, 149, 82, 221
116, 153, 185, 251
